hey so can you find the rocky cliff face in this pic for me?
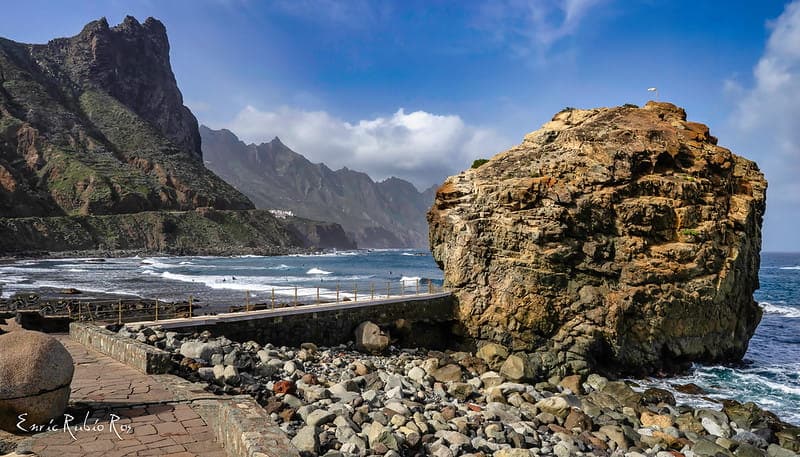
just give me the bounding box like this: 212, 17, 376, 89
201, 126, 435, 248
0, 16, 252, 217
429, 102, 767, 377
0, 209, 313, 256
0, 17, 357, 253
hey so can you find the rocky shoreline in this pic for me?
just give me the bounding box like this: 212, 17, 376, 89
117, 324, 799, 457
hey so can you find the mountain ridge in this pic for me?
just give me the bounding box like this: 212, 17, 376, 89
0, 16, 355, 254
201, 126, 436, 248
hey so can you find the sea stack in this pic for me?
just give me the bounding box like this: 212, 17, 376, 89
428, 102, 767, 377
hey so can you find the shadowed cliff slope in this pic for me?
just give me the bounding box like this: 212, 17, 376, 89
0, 16, 252, 217
0, 16, 357, 254
429, 102, 767, 377
201, 126, 436, 248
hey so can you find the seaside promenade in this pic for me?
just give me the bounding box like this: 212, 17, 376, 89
16, 335, 228, 457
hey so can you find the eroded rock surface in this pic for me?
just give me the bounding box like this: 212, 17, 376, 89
429, 102, 767, 377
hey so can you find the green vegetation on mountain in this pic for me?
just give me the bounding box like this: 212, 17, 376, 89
0, 16, 353, 254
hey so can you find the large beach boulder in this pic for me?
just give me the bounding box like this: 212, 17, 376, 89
354, 321, 390, 354
0, 331, 74, 431
428, 102, 767, 377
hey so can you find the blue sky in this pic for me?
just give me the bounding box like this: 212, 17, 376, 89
2, 1, 798, 251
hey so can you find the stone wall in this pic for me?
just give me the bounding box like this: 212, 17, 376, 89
164, 375, 299, 457
169, 295, 456, 348
193, 396, 300, 457
69, 322, 173, 374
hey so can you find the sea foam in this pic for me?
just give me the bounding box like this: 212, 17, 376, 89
761, 301, 800, 318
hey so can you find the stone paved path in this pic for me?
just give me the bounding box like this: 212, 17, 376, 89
24, 336, 227, 457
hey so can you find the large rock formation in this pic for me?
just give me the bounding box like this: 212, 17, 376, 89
0, 17, 354, 253
0, 16, 251, 216
0, 331, 74, 431
428, 102, 767, 377
201, 126, 437, 248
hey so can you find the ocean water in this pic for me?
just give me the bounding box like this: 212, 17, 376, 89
0, 250, 444, 306
640, 252, 800, 425
0, 251, 797, 423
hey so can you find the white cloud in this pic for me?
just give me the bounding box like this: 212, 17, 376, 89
475, 0, 605, 57
729, 0, 800, 251
220, 106, 511, 189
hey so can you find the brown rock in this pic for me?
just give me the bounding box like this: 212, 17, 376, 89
499, 354, 532, 382
642, 387, 676, 406
0, 331, 74, 432
579, 431, 608, 450
673, 383, 706, 395
457, 355, 489, 375
273, 380, 296, 395
301, 373, 319, 385
559, 374, 584, 395
641, 411, 674, 429
353, 361, 371, 376
354, 321, 390, 354
264, 399, 283, 415
428, 102, 766, 376
564, 408, 593, 432
476, 343, 509, 370
431, 364, 463, 383
278, 408, 296, 423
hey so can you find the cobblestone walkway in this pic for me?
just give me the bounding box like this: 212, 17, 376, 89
23, 336, 227, 457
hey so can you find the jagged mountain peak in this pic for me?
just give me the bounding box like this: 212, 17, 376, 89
0, 17, 253, 216
35, 16, 198, 158
201, 126, 437, 248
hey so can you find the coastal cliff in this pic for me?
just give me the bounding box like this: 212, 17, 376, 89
0, 17, 354, 253
428, 102, 767, 377
0, 16, 251, 215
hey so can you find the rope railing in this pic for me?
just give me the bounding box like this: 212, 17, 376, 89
0, 279, 450, 325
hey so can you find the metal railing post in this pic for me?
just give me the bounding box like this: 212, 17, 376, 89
246, 290, 251, 312
117, 299, 122, 325
387, 281, 391, 298
416, 279, 420, 295
294, 286, 298, 306
401, 281, 405, 296
354, 282, 357, 302
429, 281, 433, 294
155, 298, 159, 322
271, 289, 275, 310
371, 283, 375, 301
336, 282, 340, 303
188, 295, 193, 318
317, 286, 320, 304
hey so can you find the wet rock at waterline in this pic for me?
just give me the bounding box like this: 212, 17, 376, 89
119, 326, 800, 457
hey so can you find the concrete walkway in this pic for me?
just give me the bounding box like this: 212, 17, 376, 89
22, 336, 227, 457
130, 290, 452, 329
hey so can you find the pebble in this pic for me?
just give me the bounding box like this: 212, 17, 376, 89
119, 324, 800, 457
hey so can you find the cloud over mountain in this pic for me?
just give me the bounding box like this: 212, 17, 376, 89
220, 105, 510, 189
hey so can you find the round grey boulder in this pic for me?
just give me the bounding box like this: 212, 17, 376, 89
0, 330, 74, 432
